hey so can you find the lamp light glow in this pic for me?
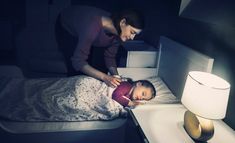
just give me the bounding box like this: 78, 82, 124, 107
181, 71, 230, 141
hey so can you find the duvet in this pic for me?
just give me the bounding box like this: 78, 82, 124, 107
0, 76, 126, 121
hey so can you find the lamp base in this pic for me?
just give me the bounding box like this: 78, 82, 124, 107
184, 110, 214, 142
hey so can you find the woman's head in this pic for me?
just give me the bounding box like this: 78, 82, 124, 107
131, 80, 156, 101
111, 9, 145, 42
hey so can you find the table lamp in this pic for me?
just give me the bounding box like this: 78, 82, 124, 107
181, 71, 230, 142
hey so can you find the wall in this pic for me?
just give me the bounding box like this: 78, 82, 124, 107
140, 0, 235, 129
0, 0, 25, 65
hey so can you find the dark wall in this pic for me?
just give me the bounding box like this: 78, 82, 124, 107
167, 18, 235, 130
140, 0, 235, 129
71, 0, 127, 12
0, 0, 25, 64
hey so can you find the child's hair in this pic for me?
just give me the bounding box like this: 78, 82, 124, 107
126, 78, 156, 99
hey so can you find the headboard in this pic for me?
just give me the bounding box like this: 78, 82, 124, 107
157, 36, 214, 98
117, 67, 157, 81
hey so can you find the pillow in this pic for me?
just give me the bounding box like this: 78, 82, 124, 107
144, 76, 180, 104
108, 76, 180, 104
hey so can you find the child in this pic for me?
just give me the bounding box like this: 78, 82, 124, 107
112, 79, 156, 107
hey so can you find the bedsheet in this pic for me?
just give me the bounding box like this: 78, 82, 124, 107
0, 76, 127, 121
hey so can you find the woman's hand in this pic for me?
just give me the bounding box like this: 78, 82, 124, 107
80, 65, 121, 87
103, 75, 121, 87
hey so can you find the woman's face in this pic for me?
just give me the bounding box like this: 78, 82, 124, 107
119, 19, 142, 42
131, 82, 153, 101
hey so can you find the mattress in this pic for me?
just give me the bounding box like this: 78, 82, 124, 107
0, 76, 178, 134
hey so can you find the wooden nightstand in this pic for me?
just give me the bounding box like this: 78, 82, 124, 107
129, 104, 235, 143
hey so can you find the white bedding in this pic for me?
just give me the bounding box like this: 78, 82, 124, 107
0, 75, 178, 133
0, 76, 126, 121
145, 76, 180, 104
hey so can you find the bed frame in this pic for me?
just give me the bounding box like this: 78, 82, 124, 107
0, 36, 214, 143
157, 36, 214, 98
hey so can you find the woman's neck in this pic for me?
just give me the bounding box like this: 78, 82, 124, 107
101, 16, 118, 35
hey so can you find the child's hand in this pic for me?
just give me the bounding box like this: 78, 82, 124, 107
128, 101, 144, 108
133, 101, 145, 105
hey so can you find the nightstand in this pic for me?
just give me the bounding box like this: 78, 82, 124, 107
129, 104, 235, 143
119, 40, 158, 68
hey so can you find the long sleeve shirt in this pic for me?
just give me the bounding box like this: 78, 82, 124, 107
112, 82, 133, 107
60, 5, 121, 71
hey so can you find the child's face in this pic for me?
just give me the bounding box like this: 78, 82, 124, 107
131, 83, 153, 101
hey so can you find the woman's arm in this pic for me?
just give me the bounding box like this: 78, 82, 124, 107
108, 67, 119, 75
104, 43, 120, 75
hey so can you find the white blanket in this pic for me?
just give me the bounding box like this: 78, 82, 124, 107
0, 76, 126, 121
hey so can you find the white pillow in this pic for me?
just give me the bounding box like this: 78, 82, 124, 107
144, 76, 180, 104
108, 76, 180, 104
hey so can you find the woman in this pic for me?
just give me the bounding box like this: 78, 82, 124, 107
55, 5, 145, 87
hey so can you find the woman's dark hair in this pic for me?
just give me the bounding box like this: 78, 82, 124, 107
111, 9, 145, 34
128, 79, 156, 98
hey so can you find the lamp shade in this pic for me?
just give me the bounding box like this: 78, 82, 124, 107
181, 71, 230, 119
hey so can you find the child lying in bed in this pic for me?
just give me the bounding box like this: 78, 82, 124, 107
0, 75, 155, 121
112, 78, 156, 107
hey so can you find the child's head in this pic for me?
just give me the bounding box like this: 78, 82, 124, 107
131, 80, 156, 101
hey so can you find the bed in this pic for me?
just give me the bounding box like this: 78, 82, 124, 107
0, 36, 214, 143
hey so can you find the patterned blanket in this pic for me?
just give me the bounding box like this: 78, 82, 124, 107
0, 76, 126, 121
